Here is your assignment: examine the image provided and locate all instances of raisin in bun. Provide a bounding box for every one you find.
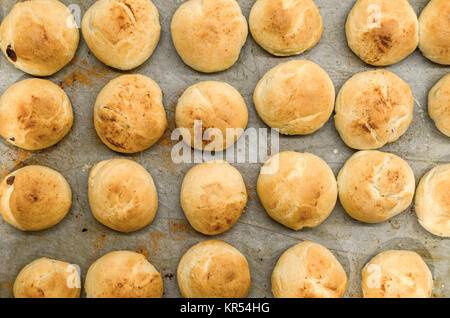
[0,165,72,231]
[0,78,73,150]
[0,0,79,76]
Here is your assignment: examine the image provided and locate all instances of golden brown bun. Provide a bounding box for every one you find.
[272,241,348,298]
[361,250,433,298]
[180,160,247,235]
[0,78,73,150]
[82,0,161,70]
[171,0,248,73]
[345,0,418,66]
[88,159,158,233]
[14,258,81,298]
[335,69,413,150]
[254,60,335,135]
[85,251,163,298]
[177,240,251,298]
[94,74,167,153]
[337,151,415,223]
[175,81,248,151]
[0,165,72,231]
[0,0,79,76]
[419,0,450,65]
[428,74,450,137]
[415,164,450,237]
[249,0,323,56]
[257,151,337,231]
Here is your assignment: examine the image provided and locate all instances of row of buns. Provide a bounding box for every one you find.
[1,152,448,237]
[1,65,448,155]
[12,240,433,298]
[0,0,449,77]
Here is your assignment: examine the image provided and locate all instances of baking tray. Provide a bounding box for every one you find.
[0,0,448,298]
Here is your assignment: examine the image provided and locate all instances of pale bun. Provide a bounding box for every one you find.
[257,151,337,230]
[14,258,81,298]
[254,60,335,135]
[85,250,163,298]
[171,0,248,72]
[415,164,450,237]
[337,150,415,223]
[88,159,158,233]
[249,0,323,56]
[82,0,161,70]
[361,250,433,298]
[177,240,251,298]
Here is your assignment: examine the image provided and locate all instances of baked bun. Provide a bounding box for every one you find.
[82,0,161,70]
[0,78,73,150]
[419,0,450,65]
[177,240,251,298]
[94,74,167,153]
[428,74,450,137]
[415,164,450,237]
[14,258,80,298]
[249,0,323,56]
[361,250,433,298]
[345,0,418,66]
[175,81,248,151]
[272,241,348,298]
[335,69,414,150]
[257,151,337,231]
[0,165,72,231]
[180,160,247,235]
[253,60,335,135]
[88,159,158,232]
[171,0,248,73]
[0,0,79,76]
[85,250,163,298]
[337,150,415,223]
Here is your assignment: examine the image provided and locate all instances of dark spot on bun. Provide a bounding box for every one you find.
[6,176,15,185]
[6,45,17,62]
[106,137,125,149]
